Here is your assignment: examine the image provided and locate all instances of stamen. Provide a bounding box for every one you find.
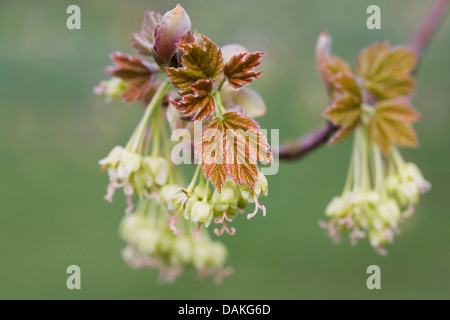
[104,178,127,202]
[319,219,341,244]
[213,266,234,284]
[402,204,415,218]
[158,265,184,284]
[125,195,134,215]
[247,194,266,220]
[214,211,233,224]
[124,184,135,214]
[375,246,388,256]
[191,222,201,240]
[214,212,236,236]
[338,212,354,229]
[104,182,116,203]
[384,229,395,243]
[167,211,182,235]
[350,228,366,246]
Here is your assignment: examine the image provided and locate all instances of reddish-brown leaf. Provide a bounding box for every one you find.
[130,9,162,57]
[165,34,223,93]
[170,79,216,121]
[368,100,420,154]
[195,112,273,192]
[107,52,158,103]
[223,52,264,89]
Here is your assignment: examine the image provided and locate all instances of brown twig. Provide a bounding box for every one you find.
[277,122,337,160]
[411,0,450,57]
[278,0,450,161]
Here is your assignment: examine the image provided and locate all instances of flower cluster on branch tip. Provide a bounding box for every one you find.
[315,32,430,255]
[95,4,273,282]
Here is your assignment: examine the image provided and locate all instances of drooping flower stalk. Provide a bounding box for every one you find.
[316,33,431,254]
[95,4,273,282]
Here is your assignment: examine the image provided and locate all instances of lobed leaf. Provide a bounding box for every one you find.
[166,34,223,93]
[223,52,264,89]
[195,112,273,192]
[107,52,158,103]
[170,79,216,121]
[368,100,420,154]
[322,73,363,144]
[130,9,162,57]
[315,32,353,100]
[356,42,417,100]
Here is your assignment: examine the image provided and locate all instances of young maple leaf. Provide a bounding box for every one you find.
[130,9,162,57]
[315,32,353,101]
[368,99,421,155]
[170,79,216,121]
[195,112,273,192]
[165,34,223,93]
[107,52,158,103]
[322,72,363,144]
[223,52,265,89]
[355,42,417,100]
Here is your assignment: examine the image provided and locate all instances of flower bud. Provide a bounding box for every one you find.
[94,78,127,100]
[192,239,228,270]
[190,201,213,226]
[131,166,154,195]
[254,172,269,196]
[160,185,181,207]
[99,145,125,169]
[325,196,348,218]
[152,4,191,67]
[144,156,170,186]
[172,236,194,265]
[117,150,142,179]
[193,185,206,200]
[404,163,431,194]
[183,196,197,220]
[377,200,401,228]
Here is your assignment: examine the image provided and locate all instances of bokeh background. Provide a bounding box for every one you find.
[1,0,449,300]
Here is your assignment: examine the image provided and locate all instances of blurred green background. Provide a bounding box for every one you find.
[1,0,449,300]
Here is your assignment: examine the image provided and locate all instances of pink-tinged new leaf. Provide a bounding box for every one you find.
[107,52,158,103]
[170,79,216,121]
[223,52,265,89]
[130,9,162,57]
[166,34,223,93]
[195,112,273,192]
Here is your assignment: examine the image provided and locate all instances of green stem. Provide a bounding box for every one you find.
[352,126,362,192]
[372,137,384,193]
[359,125,371,192]
[151,107,161,158]
[187,164,202,193]
[391,147,407,181]
[125,79,172,153]
[202,179,210,203]
[213,90,226,117]
[217,78,226,92]
[343,136,356,194]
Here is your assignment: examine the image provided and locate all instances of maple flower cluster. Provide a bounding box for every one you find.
[95,4,272,282]
[316,32,430,255]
